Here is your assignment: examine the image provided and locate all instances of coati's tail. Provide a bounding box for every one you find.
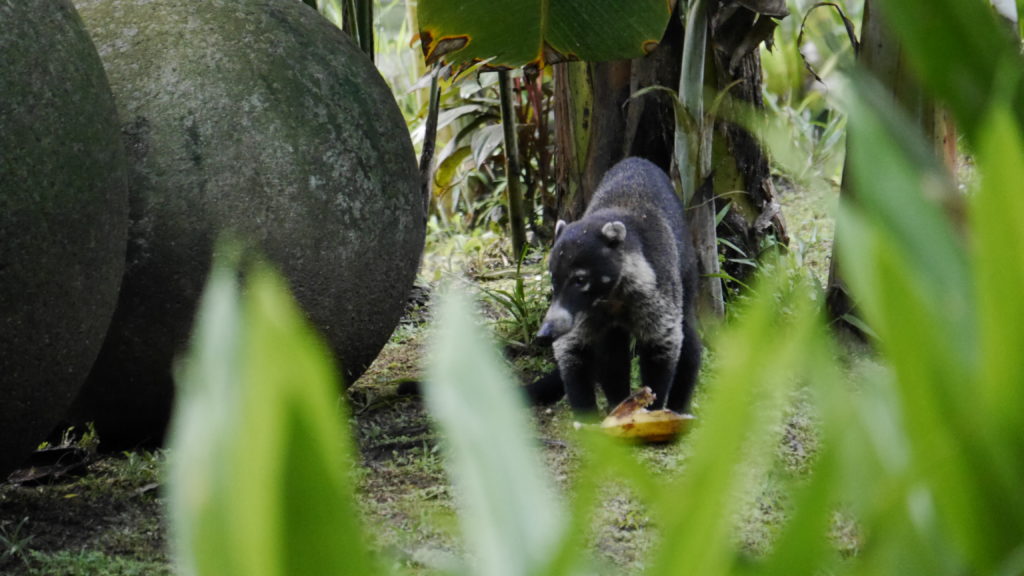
[395,371,565,407]
[395,379,423,396]
[523,369,565,406]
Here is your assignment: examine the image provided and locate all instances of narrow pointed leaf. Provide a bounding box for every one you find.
[424,288,565,576]
[839,83,1024,571]
[969,103,1024,543]
[841,77,974,364]
[973,104,1024,426]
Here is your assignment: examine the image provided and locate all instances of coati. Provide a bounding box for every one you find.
[529,157,701,415]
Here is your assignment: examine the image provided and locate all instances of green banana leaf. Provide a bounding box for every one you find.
[418,0,676,69]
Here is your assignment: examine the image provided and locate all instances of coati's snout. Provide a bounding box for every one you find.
[536,301,573,346]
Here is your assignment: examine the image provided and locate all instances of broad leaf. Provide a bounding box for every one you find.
[418,0,676,69]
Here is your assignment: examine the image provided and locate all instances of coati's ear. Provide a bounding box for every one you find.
[601,221,627,246]
[554,219,567,239]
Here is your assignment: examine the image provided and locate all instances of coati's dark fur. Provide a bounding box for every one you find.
[529,157,701,414]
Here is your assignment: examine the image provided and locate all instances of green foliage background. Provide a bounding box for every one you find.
[164,1,1024,575]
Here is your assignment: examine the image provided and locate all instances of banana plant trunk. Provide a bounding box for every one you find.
[552,60,632,221]
[552,62,591,223]
[706,0,789,281]
[826,0,963,336]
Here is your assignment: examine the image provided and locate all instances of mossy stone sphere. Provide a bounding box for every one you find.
[71,0,424,448]
[0,2,128,474]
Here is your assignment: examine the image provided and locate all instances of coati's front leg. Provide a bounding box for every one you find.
[637,322,683,410]
[552,338,598,414]
[595,327,631,409]
[666,319,702,413]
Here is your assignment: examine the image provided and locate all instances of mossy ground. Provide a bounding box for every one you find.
[0,179,842,575]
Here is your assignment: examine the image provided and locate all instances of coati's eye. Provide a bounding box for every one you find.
[573,275,587,286]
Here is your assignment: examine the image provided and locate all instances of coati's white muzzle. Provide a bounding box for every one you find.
[536,301,573,345]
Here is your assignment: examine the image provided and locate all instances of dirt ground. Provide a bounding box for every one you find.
[0,452,170,575]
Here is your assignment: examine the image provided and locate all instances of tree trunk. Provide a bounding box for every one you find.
[708,2,789,282]
[553,62,591,222]
[581,60,633,208]
[827,0,903,336]
[826,0,960,335]
[624,1,684,172]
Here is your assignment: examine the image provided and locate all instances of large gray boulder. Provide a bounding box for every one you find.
[0,2,128,475]
[71,0,425,448]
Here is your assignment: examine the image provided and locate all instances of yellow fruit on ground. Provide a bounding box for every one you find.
[598,387,695,443]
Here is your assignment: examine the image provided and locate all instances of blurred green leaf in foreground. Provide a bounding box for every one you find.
[162,0,1024,567]
[165,248,374,576]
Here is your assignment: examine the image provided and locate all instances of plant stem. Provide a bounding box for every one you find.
[356,0,374,62]
[418,67,441,222]
[498,70,527,261]
[677,0,724,318]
